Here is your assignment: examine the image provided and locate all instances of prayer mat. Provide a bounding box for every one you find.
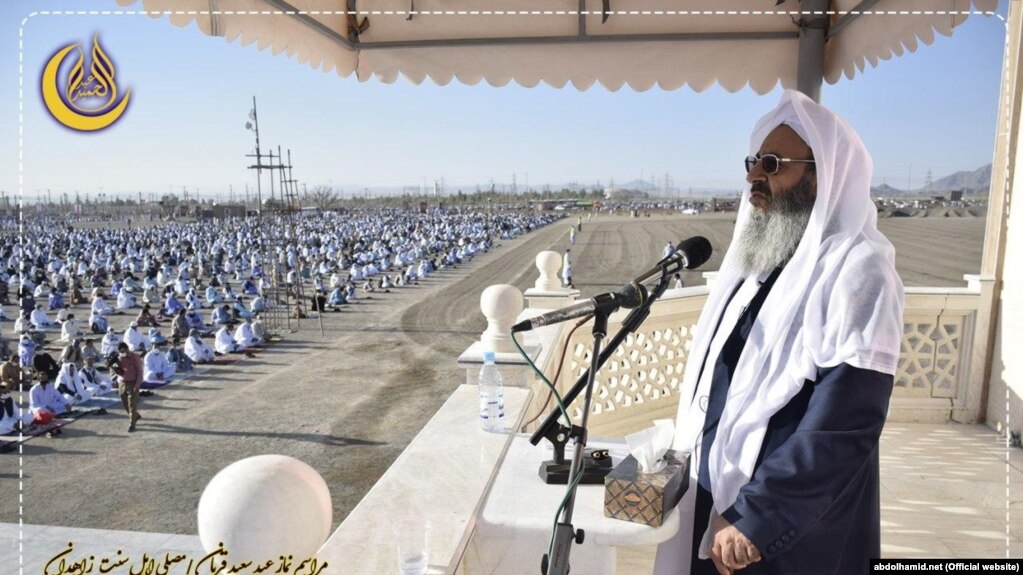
[140,380,172,389]
[77,396,120,409]
[56,406,108,420]
[1,420,65,452]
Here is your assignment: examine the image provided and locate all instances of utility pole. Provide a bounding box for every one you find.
[246,96,264,215]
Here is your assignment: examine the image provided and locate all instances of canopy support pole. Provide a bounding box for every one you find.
[796,0,829,102]
[980,1,1022,427]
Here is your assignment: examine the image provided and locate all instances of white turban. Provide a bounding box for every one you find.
[669,89,904,564]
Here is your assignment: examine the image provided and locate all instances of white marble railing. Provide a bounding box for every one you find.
[500,256,987,438]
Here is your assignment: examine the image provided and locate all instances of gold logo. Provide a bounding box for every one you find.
[41,35,131,132]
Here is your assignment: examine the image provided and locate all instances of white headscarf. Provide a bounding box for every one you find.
[663,90,904,570]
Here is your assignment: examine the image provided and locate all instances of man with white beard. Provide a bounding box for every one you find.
[656,91,903,575]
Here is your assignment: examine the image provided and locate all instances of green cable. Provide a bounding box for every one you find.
[510,329,589,571]
[546,467,584,569]
[511,330,572,429]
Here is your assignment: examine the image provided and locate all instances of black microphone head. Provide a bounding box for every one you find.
[615,282,647,309]
[677,236,712,270]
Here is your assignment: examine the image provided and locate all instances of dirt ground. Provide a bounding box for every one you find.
[0,212,986,534]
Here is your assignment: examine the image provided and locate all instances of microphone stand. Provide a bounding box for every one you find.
[539,270,674,575]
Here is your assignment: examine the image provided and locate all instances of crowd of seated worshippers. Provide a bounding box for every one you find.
[4,208,557,440]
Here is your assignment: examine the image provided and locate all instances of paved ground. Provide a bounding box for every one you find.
[0,212,990,540]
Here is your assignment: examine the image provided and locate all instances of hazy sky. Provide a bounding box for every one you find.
[0,1,1010,202]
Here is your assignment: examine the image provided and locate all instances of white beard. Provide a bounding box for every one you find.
[731,172,816,279]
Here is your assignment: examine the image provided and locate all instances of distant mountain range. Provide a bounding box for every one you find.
[608,164,993,198]
[871,164,992,196]
[323,164,992,199]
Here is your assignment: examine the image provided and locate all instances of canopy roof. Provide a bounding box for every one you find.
[115,0,996,92]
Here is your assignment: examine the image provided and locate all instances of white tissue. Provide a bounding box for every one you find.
[625,419,675,474]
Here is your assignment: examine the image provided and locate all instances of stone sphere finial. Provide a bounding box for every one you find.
[534,251,563,291]
[197,455,332,562]
[480,284,524,353]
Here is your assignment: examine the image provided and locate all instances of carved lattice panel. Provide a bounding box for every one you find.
[895,314,967,399]
[566,320,698,422]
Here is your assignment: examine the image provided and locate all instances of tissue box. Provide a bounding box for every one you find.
[603,449,690,527]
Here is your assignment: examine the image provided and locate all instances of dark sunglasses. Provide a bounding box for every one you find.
[745,154,815,175]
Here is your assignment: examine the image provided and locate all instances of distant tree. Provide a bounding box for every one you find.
[301,185,343,211]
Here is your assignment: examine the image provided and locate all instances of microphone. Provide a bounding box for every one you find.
[633,236,712,285]
[510,236,711,334]
[510,283,646,333]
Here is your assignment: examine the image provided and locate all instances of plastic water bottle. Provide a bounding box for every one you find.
[479,351,505,432]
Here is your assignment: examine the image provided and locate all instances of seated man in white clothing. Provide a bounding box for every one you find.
[18,335,38,368]
[30,305,54,329]
[89,309,109,334]
[56,361,93,405]
[91,292,114,317]
[79,357,112,395]
[122,321,150,353]
[185,288,203,310]
[143,341,176,384]
[250,294,266,314]
[205,285,222,306]
[233,317,260,349]
[142,284,161,305]
[54,306,71,325]
[213,325,240,355]
[29,375,71,422]
[14,312,33,336]
[183,329,215,364]
[59,313,82,343]
[251,315,267,343]
[100,326,121,358]
[116,288,137,310]
[148,327,168,347]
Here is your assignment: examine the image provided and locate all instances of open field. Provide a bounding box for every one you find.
[0,212,987,533]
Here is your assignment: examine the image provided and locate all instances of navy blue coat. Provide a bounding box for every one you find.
[689,268,893,575]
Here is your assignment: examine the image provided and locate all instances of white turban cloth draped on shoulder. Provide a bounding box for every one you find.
[663,89,904,571]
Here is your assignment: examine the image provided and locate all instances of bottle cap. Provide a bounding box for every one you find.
[482,350,496,363]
